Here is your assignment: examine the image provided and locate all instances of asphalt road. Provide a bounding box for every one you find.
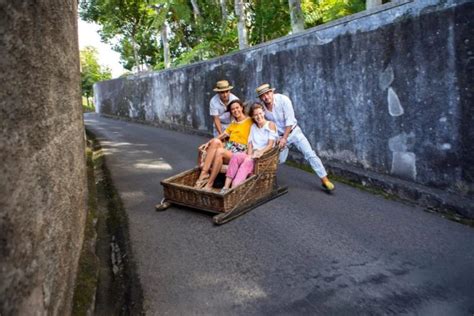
[84,113,474,315]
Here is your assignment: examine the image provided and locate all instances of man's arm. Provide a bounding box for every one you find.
[212,115,223,135]
[279,95,297,148]
[279,126,292,148]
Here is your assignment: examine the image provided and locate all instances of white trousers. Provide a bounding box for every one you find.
[279,126,328,178]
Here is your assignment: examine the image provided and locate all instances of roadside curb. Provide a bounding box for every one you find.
[72,129,144,315]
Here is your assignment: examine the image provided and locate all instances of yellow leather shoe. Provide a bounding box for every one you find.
[321,178,335,191]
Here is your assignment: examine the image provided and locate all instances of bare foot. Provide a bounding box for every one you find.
[194,173,210,188]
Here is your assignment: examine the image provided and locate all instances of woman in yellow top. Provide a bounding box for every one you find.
[195,100,253,190]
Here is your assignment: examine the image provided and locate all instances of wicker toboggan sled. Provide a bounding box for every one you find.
[156,146,288,224]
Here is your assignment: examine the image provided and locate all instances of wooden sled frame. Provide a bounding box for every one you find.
[156,147,288,224]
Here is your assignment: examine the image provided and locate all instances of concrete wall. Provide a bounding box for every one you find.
[0,1,87,314]
[94,0,473,216]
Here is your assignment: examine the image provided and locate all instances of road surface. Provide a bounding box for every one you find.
[84,113,474,315]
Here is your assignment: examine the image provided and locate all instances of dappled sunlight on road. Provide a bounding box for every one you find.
[121,190,146,200]
[134,161,172,171]
[84,110,474,315]
[128,150,154,155]
[99,140,174,172]
[104,141,134,147]
[195,272,268,304]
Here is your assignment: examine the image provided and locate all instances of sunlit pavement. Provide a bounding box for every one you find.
[84,113,474,315]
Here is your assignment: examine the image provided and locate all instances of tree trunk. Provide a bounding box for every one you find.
[366,0,382,10]
[130,36,141,72]
[288,0,304,34]
[234,0,248,49]
[220,0,227,23]
[190,0,201,20]
[161,23,171,69]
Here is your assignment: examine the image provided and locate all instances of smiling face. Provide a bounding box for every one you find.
[252,108,266,126]
[218,90,230,104]
[229,101,245,120]
[259,90,274,106]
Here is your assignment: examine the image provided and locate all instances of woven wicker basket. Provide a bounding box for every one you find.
[161,146,280,213]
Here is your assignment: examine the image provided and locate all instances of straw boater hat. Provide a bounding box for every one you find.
[213,80,233,92]
[255,83,275,97]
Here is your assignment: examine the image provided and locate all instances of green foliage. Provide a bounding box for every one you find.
[302,0,365,27]
[80,0,158,70]
[249,0,291,44]
[83,96,95,112]
[163,0,237,66]
[80,0,367,71]
[114,28,161,70]
[80,46,112,101]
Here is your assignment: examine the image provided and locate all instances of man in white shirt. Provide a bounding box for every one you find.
[256,83,335,191]
[210,80,239,137]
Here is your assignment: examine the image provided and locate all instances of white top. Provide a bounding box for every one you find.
[209,93,239,135]
[248,121,278,151]
[262,93,297,136]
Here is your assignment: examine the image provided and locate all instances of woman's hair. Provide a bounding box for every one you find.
[249,103,265,123]
[226,99,245,117]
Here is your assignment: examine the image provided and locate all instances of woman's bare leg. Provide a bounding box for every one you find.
[205,149,232,189]
[222,177,232,190]
[198,138,222,179]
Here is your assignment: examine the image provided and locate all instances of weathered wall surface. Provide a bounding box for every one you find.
[94,0,473,216]
[0,1,87,314]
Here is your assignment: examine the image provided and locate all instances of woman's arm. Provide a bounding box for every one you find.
[217,131,229,141]
[262,122,278,154]
[199,131,228,150]
[247,142,254,156]
[218,123,232,141]
[252,139,275,158]
[252,122,277,158]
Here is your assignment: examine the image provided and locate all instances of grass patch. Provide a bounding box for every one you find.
[424,207,474,227]
[285,159,398,201]
[72,144,99,315]
[285,160,474,227]
[83,96,95,113]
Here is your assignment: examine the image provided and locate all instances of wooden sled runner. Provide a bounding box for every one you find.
[156,147,288,224]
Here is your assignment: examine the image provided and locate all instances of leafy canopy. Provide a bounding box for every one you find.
[79,0,366,72]
[80,46,112,98]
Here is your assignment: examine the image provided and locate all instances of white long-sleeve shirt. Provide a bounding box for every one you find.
[262,93,297,136]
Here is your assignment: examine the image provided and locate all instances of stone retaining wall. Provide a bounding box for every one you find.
[0,1,87,314]
[94,0,473,217]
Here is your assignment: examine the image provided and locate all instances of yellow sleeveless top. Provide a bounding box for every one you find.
[224,117,253,145]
